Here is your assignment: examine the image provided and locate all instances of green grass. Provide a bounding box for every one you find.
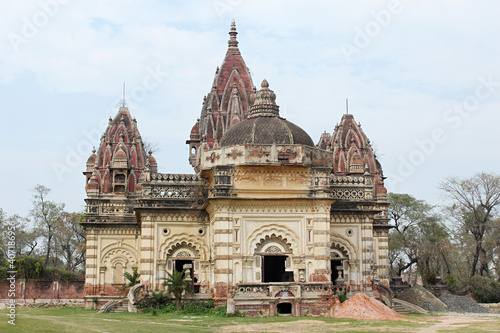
[1,307,499,333]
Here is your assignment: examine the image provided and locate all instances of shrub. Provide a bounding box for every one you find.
[445,274,458,292]
[338,294,347,303]
[2,256,83,281]
[212,305,227,317]
[181,300,215,314]
[16,256,44,279]
[137,291,172,309]
[469,275,500,303]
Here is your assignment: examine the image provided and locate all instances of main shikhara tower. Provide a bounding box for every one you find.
[81,21,390,316]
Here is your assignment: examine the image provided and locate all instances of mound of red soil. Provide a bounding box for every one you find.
[334,293,404,320]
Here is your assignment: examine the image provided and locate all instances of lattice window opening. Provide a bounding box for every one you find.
[330,176,366,184]
[264,245,282,253]
[330,189,365,200]
[175,251,192,258]
[150,187,196,198]
[151,173,200,182]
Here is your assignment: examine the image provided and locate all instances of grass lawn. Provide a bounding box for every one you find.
[1,307,500,333]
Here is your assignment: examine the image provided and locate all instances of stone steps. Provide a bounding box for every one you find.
[97,299,128,313]
[392,298,428,314]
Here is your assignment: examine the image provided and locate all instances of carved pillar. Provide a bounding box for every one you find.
[157,260,166,289]
[99,267,106,292]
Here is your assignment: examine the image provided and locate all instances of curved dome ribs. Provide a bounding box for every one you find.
[219,80,314,148]
[84,106,153,197]
[187,20,255,171]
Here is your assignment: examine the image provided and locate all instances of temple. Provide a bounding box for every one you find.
[82,21,391,316]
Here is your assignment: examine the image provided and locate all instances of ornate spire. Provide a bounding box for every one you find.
[187,20,255,171]
[249,80,280,118]
[228,19,238,51]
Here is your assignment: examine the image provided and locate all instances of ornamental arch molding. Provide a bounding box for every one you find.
[255,234,292,254]
[101,244,138,267]
[330,233,358,261]
[159,233,208,260]
[169,245,198,258]
[248,224,299,255]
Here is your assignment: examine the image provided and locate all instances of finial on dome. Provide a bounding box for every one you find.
[249,79,279,118]
[92,147,96,154]
[228,19,238,49]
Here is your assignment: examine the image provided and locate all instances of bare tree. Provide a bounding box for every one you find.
[30,185,65,267]
[1,209,39,257]
[439,173,500,277]
[142,139,161,155]
[57,212,86,272]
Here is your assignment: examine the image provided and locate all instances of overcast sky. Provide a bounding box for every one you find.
[1,0,499,217]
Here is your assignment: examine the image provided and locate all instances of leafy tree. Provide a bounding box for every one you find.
[30,185,65,267]
[486,218,500,281]
[388,193,449,283]
[163,269,192,311]
[439,173,500,277]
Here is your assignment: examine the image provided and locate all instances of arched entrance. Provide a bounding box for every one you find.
[330,244,349,285]
[167,246,199,293]
[255,236,294,283]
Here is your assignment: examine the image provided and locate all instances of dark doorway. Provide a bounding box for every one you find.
[331,260,342,284]
[174,260,193,287]
[174,260,192,275]
[263,255,287,282]
[277,302,292,314]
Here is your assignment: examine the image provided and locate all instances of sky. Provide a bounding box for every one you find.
[1,0,499,217]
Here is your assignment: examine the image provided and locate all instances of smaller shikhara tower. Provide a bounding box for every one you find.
[84,107,155,197]
[81,21,391,316]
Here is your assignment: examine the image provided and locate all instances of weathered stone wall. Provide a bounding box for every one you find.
[0,280,84,300]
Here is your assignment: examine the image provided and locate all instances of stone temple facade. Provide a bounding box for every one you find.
[82,21,391,315]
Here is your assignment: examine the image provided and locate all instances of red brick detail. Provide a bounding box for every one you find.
[0,280,84,299]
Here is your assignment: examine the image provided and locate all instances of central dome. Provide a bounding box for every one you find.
[220,80,314,147]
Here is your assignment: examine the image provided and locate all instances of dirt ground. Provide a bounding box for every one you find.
[217,314,500,333]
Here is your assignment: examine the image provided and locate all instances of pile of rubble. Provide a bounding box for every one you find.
[398,285,447,311]
[439,294,490,313]
[334,293,403,320]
